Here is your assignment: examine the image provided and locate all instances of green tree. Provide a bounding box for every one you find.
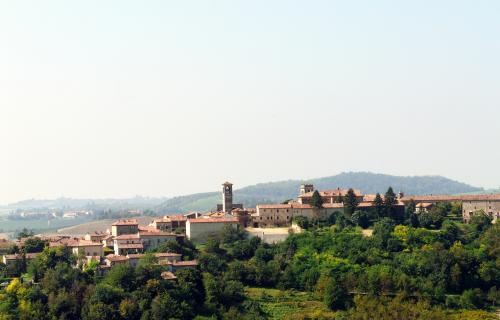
[351,210,370,228]
[16,228,34,239]
[103,264,137,292]
[406,199,417,222]
[22,237,47,253]
[470,210,492,232]
[373,218,395,249]
[293,216,310,229]
[324,277,350,310]
[151,293,182,319]
[384,187,398,220]
[450,202,463,217]
[487,286,500,307]
[374,193,384,218]
[311,190,324,208]
[344,188,358,216]
[83,302,116,320]
[460,289,485,309]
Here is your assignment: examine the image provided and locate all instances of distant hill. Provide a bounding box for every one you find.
[7,196,168,211]
[156,172,483,213]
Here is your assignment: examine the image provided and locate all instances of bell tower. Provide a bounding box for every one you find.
[222,182,233,214]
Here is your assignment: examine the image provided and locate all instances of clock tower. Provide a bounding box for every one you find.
[222,182,233,214]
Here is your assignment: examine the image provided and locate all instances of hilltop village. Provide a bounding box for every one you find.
[1,182,499,319]
[2,181,499,279]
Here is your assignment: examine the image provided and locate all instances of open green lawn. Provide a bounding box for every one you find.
[246,287,337,320]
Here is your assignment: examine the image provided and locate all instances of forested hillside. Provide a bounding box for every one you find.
[157,172,482,213]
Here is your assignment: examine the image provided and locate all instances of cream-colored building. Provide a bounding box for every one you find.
[150,215,187,231]
[2,253,39,266]
[462,195,500,223]
[111,219,139,237]
[113,234,143,256]
[139,231,180,251]
[401,194,500,223]
[186,217,239,242]
[84,232,108,242]
[253,203,343,227]
[67,239,104,257]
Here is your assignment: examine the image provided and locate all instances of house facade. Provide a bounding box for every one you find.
[186,217,239,242]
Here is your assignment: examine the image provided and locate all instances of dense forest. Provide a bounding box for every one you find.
[0,191,498,319]
[156,172,482,213]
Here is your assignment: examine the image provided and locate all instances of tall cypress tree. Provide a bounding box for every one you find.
[384,187,397,220]
[311,190,324,208]
[343,188,358,216]
[374,193,384,218]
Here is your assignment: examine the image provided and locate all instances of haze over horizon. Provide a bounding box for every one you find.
[2,1,499,204]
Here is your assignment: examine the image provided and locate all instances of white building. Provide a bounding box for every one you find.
[186,217,239,243]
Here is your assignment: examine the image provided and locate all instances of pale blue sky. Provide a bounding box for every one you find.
[1,1,499,204]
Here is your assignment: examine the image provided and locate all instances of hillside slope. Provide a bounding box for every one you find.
[156,172,482,213]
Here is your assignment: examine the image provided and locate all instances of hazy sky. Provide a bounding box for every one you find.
[1,1,499,204]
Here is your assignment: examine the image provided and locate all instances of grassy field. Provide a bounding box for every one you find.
[245,287,337,320]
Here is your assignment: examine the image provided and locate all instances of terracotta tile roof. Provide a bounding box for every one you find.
[49,237,75,247]
[114,234,140,240]
[112,219,139,226]
[139,231,177,237]
[322,203,344,208]
[139,226,158,232]
[172,260,198,267]
[257,202,402,210]
[153,215,187,223]
[363,194,382,202]
[154,252,182,258]
[168,215,187,221]
[106,254,129,262]
[258,203,344,209]
[116,243,144,249]
[401,194,500,202]
[67,239,103,247]
[258,204,292,209]
[127,253,145,259]
[187,217,239,223]
[298,188,362,198]
[161,271,177,280]
[3,253,40,260]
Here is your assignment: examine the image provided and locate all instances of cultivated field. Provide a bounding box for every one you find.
[246,287,337,319]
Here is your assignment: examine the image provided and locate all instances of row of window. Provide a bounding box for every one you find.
[259,215,290,220]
